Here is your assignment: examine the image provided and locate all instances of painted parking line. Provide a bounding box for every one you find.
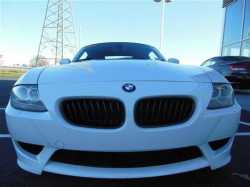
[236,132,250,136]
[0,134,10,138]
[0,107,8,136]
[241,108,250,113]
[236,121,250,136]
[234,89,250,94]
[240,121,250,126]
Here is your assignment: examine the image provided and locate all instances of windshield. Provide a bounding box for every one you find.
[72,43,166,62]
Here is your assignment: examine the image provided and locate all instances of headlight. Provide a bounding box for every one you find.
[207,83,234,109]
[11,85,47,112]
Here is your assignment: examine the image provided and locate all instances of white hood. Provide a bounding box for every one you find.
[38,60,211,84]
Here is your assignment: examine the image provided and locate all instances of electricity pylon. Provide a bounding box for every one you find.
[37,0,77,65]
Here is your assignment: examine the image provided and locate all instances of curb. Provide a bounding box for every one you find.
[0,76,19,81]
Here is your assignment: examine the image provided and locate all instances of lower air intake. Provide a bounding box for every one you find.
[51,147,202,168]
[209,138,230,151]
[17,141,44,155]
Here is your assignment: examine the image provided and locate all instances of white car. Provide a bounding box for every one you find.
[5,42,241,178]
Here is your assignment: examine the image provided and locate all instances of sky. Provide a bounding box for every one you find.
[0,0,224,66]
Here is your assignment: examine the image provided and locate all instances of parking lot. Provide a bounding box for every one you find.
[0,77,250,187]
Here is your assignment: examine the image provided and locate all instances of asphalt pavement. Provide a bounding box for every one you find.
[0,78,250,187]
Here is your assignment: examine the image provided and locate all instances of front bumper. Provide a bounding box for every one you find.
[5,81,241,178]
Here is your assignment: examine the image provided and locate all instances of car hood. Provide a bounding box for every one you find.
[38,60,211,84]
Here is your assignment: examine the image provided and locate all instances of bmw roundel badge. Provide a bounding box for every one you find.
[122,83,136,92]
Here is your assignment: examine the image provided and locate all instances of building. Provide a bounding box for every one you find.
[221,0,250,57]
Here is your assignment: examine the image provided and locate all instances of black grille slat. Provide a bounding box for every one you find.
[145,100,150,125]
[109,101,113,126]
[168,99,174,123]
[61,99,125,128]
[173,99,179,122]
[116,102,120,114]
[178,100,185,121]
[157,99,162,120]
[66,103,73,121]
[139,101,143,121]
[162,99,168,124]
[77,101,85,124]
[89,100,96,125]
[83,100,90,121]
[72,101,79,124]
[151,100,156,121]
[96,100,101,125]
[102,101,108,125]
[184,101,190,119]
[51,146,202,168]
[135,97,195,127]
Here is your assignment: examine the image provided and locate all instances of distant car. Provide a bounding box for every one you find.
[6,42,241,178]
[201,56,250,89]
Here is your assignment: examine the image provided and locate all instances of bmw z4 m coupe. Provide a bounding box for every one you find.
[5,42,241,178]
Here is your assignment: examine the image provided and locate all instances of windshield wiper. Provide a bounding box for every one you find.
[130,56,150,60]
[77,57,165,61]
[77,58,97,62]
[132,57,165,61]
[156,59,166,62]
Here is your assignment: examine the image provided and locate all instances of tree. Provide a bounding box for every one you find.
[30,55,50,67]
[0,59,4,65]
[0,54,4,65]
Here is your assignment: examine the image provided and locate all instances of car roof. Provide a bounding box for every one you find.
[209,56,250,61]
[81,42,156,49]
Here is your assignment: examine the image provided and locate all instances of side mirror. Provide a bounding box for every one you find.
[59,58,71,65]
[167,58,179,64]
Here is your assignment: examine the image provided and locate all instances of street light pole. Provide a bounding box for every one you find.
[154,0,172,52]
[79,25,84,50]
[160,0,166,53]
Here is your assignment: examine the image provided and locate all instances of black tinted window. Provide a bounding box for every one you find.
[210,60,219,66]
[202,60,211,67]
[73,43,165,62]
[202,58,220,66]
[220,56,250,64]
